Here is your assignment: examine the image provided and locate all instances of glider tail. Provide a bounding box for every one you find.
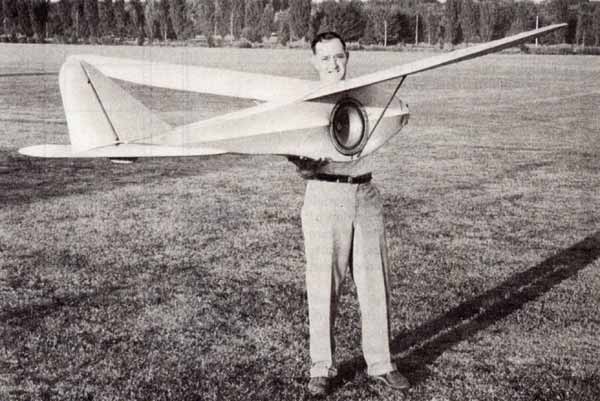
[59,55,172,153]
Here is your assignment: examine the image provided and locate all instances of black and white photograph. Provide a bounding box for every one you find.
[1,0,599,399]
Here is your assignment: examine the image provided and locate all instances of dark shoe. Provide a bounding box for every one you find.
[308,376,330,396]
[371,370,410,390]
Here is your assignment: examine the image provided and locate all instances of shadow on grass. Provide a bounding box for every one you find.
[0,151,247,207]
[1,285,129,330]
[336,231,600,387]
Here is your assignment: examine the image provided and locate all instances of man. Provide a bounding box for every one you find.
[288,31,410,396]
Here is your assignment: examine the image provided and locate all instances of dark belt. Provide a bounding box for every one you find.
[312,173,372,184]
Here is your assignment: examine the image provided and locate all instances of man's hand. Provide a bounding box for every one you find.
[287,156,329,179]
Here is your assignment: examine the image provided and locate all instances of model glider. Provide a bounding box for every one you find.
[19,24,566,163]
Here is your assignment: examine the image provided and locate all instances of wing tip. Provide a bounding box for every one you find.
[18,144,72,158]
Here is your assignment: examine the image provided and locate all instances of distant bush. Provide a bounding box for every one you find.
[287,38,308,49]
[232,38,252,48]
[241,27,262,44]
[223,34,235,46]
[574,47,600,56]
[361,43,446,52]
[524,44,600,56]
[346,41,363,51]
[100,36,116,45]
[211,35,224,48]
[525,44,575,55]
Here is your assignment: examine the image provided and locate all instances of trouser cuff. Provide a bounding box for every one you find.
[310,365,338,378]
[367,361,397,377]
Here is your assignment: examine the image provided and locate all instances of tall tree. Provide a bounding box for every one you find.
[362,2,400,46]
[575,2,593,47]
[16,0,34,38]
[272,0,281,13]
[478,0,497,42]
[84,0,99,40]
[229,0,244,38]
[113,0,126,39]
[459,0,478,44]
[275,9,290,45]
[337,0,366,42]
[259,3,274,40]
[71,0,87,40]
[242,0,262,42]
[289,0,311,40]
[494,0,515,40]
[168,0,187,39]
[30,0,50,42]
[316,1,339,35]
[423,2,443,45]
[2,0,19,38]
[99,0,114,37]
[144,0,158,41]
[508,1,534,35]
[547,0,569,43]
[593,5,600,47]
[158,0,170,40]
[445,0,462,45]
[122,7,132,38]
[308,6,324,41]
[0,1,4,35]
[270,0,288,14]
[56,0,73,40]
[187,0,212,37]
[389,7,415,44]
[127,0,145,44]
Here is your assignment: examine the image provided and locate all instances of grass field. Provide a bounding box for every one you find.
[1,43,600,401]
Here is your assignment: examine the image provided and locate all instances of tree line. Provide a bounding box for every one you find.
[1,0,599,47]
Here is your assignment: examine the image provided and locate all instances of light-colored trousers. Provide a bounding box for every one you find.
[301,179,396,378]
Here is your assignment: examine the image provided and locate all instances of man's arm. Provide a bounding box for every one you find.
[287,156,329,179]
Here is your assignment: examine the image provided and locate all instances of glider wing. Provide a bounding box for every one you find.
[18,24,565,162]
[302,23,568,102]
[72,54,317,102]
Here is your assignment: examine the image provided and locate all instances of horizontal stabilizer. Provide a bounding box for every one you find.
[18,144,226,158]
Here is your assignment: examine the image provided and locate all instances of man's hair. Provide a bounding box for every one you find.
[310,31,347,54]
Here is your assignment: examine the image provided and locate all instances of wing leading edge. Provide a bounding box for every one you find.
[302,23,568,102]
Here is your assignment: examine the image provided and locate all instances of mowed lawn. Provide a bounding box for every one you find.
[1,44,600,401]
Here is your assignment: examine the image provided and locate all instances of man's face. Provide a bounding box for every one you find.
[312,38,348,84]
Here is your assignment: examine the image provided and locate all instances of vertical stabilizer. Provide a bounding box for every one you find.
[60,56,117,152]
[60,56,172,153]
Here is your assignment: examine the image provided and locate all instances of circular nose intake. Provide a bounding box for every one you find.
[329,97,369,156]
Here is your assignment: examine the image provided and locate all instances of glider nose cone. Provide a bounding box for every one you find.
[329,97,369,156]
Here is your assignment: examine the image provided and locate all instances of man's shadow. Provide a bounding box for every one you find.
[336,231,600,386]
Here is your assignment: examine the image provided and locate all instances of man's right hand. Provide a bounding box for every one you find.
[287,156,329,179]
